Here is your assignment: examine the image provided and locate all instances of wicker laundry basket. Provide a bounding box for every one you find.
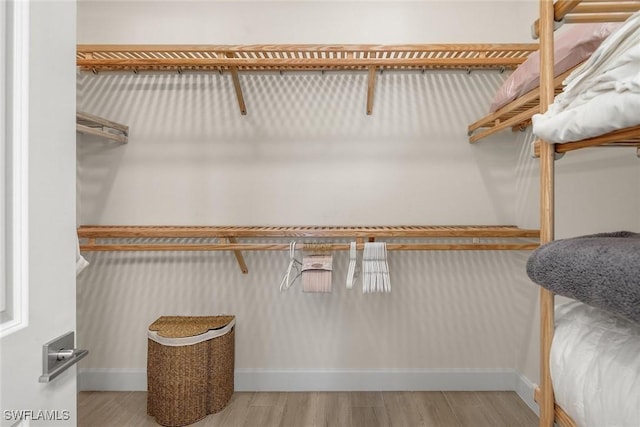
[147,315,235,427]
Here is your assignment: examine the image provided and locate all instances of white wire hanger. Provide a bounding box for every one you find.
[280,241,302,291]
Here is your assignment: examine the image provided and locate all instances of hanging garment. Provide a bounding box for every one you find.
[301,255,333,293]
[362,242,391,293]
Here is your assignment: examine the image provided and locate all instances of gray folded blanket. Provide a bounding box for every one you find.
[527,231,640,325]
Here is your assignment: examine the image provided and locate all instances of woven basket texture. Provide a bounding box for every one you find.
[147,316,235,426]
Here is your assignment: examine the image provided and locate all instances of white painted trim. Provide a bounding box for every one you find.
[0,0,29,338]
[78,368,147,391]
[79,368,529,393]
[515,372,539,416]
[235,368,519,392]
[0,0,7,314]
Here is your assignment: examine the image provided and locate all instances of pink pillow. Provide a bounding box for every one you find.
[489,23,621,112]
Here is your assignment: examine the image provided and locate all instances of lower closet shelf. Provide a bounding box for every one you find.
[78,224,540,252]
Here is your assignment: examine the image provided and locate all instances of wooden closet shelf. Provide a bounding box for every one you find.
[76,44,538,72]
[468,67,574,143]
[79,242,539,253]
[532,125,640,157]
[77,225,540,239]
[78,225,539,272]
[78,44,538,115]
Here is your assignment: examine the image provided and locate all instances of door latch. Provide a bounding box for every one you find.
[39,331,89,383]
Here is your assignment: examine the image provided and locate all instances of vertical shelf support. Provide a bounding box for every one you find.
[539,1,556,426]
[226,53,247,115]
[367,66,377,115]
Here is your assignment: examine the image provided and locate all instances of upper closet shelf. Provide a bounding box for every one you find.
[76,44,538,72]
[76,111,128,144]
[77,44,537,115]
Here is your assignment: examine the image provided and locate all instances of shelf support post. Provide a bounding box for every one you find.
[225,53,247,115]
[366,66,377,115]
[539,1,556,426]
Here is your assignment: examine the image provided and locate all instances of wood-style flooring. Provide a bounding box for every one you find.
[78,391,538,427]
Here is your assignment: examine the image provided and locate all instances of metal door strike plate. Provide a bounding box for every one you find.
[39,331,89,383]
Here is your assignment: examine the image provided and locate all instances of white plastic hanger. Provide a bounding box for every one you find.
[280,241,302,291]
[362,242,391,293]
[346,241,357,289]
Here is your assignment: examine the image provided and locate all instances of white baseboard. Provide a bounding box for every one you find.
[78,368,147,391]
[79,367,536,396]
[514,372,539,416]
[233,368,519,392]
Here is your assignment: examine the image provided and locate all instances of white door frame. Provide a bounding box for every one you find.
[0,0,30,339]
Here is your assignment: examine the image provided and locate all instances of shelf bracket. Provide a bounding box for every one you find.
[366,66,377,115]
[226,53,247,115]
[221,237,249,274]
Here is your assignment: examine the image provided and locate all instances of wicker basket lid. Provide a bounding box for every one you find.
[149,315,235,338]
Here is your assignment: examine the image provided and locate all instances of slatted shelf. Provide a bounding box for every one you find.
[532,125,640,157]
[78,225,540,239]
[78,225,540,275]
[78,225,540,273]
[78,44,538,115]
[468,67,574,143]
[77,44,538,72]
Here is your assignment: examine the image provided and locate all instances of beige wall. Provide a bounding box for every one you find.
[75,1,640,394]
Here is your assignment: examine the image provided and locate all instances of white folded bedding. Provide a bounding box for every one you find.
[551,301,640,427]
[532,79,640,143]
[532,11,640,143]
